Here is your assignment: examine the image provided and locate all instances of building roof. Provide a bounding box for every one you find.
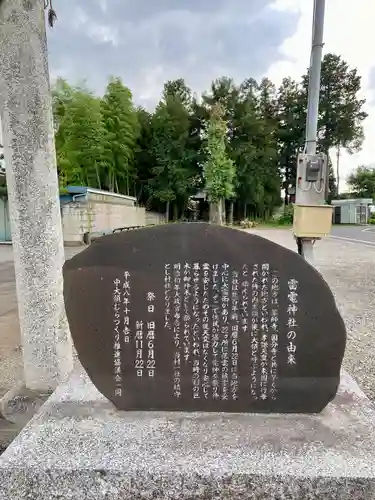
[63,186,137,202]
[331,198,373,205]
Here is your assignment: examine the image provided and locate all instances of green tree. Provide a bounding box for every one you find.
[229,77,281,220]
[231,79,261,219]
[50,56,367,223]
[161,79,203,216]
[328,161,338,201]
[347,166,375,198]
[315,54,367,200]
[202,77,239,131]
[258,77,278,124]
[134,107,155,206]
[202,77,239,221]
[52,77,76,134]
[101,77,139,194]
[275,77,306,201]
[148,87,194,220]
[255,78,282,218]
[202,103,235,224]
[315,53,368,155]
[277,53,367,201]
[53,82,106,188]
[188,97,207,188]
[163,78,192,108]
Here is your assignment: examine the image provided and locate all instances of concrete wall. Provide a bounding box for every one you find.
[146,211,166,226]
[61,201,145,245]
[1,188,166,244]
[61,190,165,245]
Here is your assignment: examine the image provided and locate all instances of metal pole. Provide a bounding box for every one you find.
[305,0,325,156]
[299,0,325,262]
[336,146,340,196]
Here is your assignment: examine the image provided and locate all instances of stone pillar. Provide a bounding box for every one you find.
[0,0,73,391]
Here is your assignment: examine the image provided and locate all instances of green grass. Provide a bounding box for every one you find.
[256,221,292,229]
[227,221,293,230]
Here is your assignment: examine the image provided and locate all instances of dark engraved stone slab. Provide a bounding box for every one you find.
[63,223,346,413]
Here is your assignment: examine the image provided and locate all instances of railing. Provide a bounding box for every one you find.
[83,225,155,244]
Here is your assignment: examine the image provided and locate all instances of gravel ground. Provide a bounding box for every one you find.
[248,229,375,402]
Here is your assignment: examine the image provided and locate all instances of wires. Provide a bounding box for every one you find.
[314,180,324,193]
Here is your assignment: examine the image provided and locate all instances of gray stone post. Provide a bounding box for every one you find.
[0,0,73,391]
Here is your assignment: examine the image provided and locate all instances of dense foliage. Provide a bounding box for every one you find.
[52,53,367,222]
[347,165,375,199]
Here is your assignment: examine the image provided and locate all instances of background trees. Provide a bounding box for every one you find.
[347,166,375,198]
[52,52,368,222]
[53,79,106,188]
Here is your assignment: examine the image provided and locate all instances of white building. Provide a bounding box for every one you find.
[331,198,373,224]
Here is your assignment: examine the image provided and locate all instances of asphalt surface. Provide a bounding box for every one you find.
[330,225,375,245]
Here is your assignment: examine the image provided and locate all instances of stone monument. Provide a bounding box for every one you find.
[2,224,375,500]
[63,223,346,413]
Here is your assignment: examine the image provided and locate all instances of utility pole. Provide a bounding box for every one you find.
[304,0,325,159]
[294,0,332,263]
[0,0,73,391]
[336,146,340,196]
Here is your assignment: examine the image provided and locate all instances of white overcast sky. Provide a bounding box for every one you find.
[46,0,375,192]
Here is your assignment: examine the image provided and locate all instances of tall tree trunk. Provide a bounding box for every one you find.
[244,203,247,219]
[228,201,234,225]
[209,201,223,225]
[165,200,170,222]
[95,162,101,189]
[180,199,188,221]
[325,149,330,201]
[222,199,226,225]
[173,203,178,221]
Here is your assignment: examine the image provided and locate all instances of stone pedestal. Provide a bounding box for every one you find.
[1,370,375,499]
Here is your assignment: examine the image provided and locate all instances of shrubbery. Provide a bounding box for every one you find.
[274,205,294,225]
[240,219,258,228]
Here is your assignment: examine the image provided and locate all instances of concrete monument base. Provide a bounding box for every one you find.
[1,370,375,499]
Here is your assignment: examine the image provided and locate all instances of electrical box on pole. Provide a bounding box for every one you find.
[293,152,333,239]
[295,152,328,205]
[292,0,329,262]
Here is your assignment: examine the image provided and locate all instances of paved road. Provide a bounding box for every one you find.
[0,260,19,360]
[331,225,375,245]
[0,245,83,363]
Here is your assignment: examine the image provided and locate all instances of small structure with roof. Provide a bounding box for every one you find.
[0,185,165,244]
[331,198,373,224]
